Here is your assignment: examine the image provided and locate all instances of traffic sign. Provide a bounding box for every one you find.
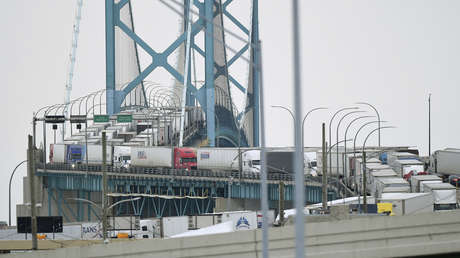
[94,115,110,123]
[117,114,132,123]
[45,115,65,124]
[70,115,87,124]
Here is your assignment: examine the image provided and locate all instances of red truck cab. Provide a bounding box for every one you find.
[174,147,197,170]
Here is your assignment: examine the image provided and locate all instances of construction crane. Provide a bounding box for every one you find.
[63,0,83,139]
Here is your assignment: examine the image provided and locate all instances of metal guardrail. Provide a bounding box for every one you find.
[36,163,324,183]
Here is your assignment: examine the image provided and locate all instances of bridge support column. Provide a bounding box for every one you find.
[205,0,215,147]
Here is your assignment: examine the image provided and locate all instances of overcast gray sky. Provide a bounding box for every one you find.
[1,0,460,224]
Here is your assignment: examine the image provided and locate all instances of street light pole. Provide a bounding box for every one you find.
[335,111,364,192]
[343,115,373,188]
[356,102,381,147]
[302,107,327,171]
[353,120,386,197]
[9,160,27,226]
[328,107,358,181]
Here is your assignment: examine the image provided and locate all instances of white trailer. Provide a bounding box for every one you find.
[367,170,398,196]
[378,193,433,215]
[374,177,410,197]
[196,148,239,171]
[391,159,425,177]
[423,183,458,210]
[430,148,460,175]
[410,175,442,193]
[161,216,189,237]
[130,147,172,168]
[49,143,66,163]
[86,144,112,164]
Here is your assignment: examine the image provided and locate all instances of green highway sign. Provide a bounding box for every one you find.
[93,115,110,123]
[117,114,132,123]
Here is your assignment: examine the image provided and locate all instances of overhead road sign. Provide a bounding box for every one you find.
[117,114,132,123]
[45,115,65,124]
[70,115,87,124]
[94,115,110,123]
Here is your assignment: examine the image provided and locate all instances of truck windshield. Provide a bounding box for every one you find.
[181,158,197,163]
[252,160,260,166]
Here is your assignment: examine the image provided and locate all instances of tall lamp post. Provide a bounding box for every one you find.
[272,105,327,149]
[356,102,381,147]
[328,107,358,180]
[9,160,27,226]
[343,115,374,187]
[362,126,395,213]
[335,110,364,191]
[353,120,386,195]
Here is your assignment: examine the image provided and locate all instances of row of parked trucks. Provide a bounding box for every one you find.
[49,143,318,174]
[340,149,459,212]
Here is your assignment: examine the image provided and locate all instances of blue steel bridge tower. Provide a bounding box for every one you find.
[105,0,261,147]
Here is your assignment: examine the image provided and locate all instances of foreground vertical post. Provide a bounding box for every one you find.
[258,40,269,258]
[322,124,328,210]
[27,135,38,250]
[291,0,305,256]
[102,132,108,241]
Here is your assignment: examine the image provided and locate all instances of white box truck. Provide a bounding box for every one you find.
[423,183,458,210]
[378,193,433,215]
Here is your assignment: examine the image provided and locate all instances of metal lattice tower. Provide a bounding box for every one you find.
[104,0,260,147]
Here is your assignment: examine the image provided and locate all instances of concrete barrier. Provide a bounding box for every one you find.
[4,210,460,258]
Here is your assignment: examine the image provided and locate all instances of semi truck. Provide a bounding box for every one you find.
[430,148,460,176]
[130,147,197,170]
[422,183,458,210]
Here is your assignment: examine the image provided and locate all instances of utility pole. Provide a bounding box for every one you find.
[102,132,108,242]
[362,151,367,213]
[322,123,327,211]
[27,135,38,250]
[428,94,431,157]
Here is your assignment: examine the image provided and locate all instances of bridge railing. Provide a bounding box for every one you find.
[36,162,326,183]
